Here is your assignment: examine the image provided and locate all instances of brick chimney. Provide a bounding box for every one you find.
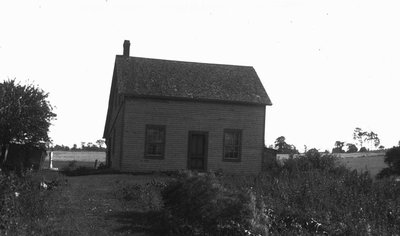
[123,40,130,57]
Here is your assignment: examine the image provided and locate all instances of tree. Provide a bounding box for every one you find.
[385,147,400,172]
[0,79,56,157]
[359,147,368,152]
[332,141,345,153]
[379,145,385,150]
[346,143,358,153]
[353,127,381,151]
[96,139,105,148]
[274,136,287,151]
[377,146,400,178]
[365,131,380,150]
[274,136,299,154]
[353,127,367,149]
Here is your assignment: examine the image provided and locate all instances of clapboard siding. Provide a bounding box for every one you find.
[120,97,265,174]
[109,105,124,170]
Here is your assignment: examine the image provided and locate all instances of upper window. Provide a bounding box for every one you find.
[223,129,242,161]
[145,125,166,159]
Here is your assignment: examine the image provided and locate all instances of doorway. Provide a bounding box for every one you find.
[187,131,208,171]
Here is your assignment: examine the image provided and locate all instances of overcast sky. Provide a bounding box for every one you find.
[1,0,399,151]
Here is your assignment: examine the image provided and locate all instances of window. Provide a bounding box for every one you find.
[145,125,166,158]
[223,129,242,161]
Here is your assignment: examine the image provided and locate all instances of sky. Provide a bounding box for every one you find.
[0,0,399,151]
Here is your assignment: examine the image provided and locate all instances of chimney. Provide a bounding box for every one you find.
[123,40,130,57]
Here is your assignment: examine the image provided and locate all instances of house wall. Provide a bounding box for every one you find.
[121,97,266,174]
[110,106,124,170]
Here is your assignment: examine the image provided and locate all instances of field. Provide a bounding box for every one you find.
[278,152,388,178]
[340,153,387,177]
[43,151,106,169]
[43,151,389,177]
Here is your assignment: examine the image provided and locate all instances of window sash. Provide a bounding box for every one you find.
[145,125,166,158]
[223,129,242,161]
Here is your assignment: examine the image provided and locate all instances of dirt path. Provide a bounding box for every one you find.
[46,174,165,236]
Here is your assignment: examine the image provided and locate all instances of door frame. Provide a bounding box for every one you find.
[187,131,209,172]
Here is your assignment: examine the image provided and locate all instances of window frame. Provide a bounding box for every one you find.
[144,124,166,159]
[222,129,242,162]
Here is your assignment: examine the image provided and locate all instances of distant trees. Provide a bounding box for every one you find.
[274,136,299,154]
[332,141,359,153]
[346,143,358,153]
[353,127,380,151]
[96,139,105,148]
[332,141,345,153]
[50,139,106,152]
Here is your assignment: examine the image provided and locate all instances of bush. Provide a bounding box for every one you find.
[222,168,400,235]
[60,161,117,176]
[115,180,164,211]
[377,146,400,179]
[281,150,343,175]
[161,173,268,235]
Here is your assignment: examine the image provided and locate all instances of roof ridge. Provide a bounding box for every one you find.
[116,55,254,68]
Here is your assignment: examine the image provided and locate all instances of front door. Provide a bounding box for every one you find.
[187,131,208,171]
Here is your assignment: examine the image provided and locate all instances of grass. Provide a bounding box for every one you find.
[1,150,397,235]
[41,151,106,170]
[0,170,66,235]
[341,154,387,177]
[154,154,400,235]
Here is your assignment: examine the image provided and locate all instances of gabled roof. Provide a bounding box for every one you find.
[114,55,272,105]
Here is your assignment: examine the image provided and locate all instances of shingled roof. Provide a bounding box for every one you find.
[113,55,272,105]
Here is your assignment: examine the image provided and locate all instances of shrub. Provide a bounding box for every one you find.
[115,180,163,211]
[60,160,78,172]
[222,167,400,235]
[377,146,400,179]
[161,173,268,235]
[281,150,343,175]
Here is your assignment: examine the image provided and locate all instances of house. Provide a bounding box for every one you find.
[103,40,272,174]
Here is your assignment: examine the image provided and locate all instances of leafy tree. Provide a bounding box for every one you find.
[359,147,368,152]
[346,143,358,153]
[353,127,367,148]
[379,145,385,150]
[332,141,345,153]
[365,131,380,150]
[96,139,105,148]
[274,136,299,154]
[384,147,400,170]
[377,146,400,178]
[353,127,380,151]
[274,136,287,151]
[0,79,56,159]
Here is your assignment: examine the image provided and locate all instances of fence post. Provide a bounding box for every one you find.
[49,151,53,169]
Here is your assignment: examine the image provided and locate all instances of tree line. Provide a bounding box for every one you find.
[272,127,392,154]
[50,139,106,152]
[332,127,384,153]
